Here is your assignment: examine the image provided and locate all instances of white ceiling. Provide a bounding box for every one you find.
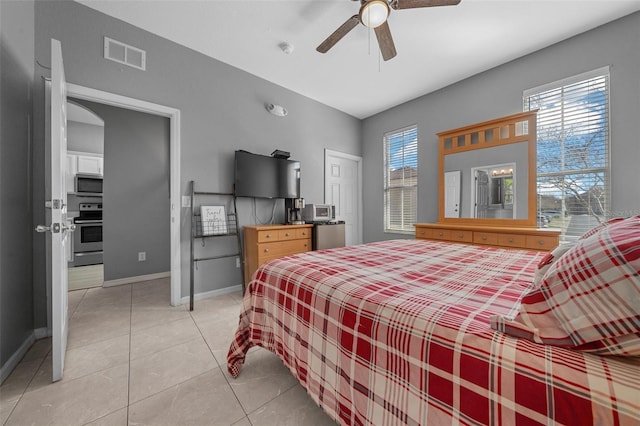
[76,0,640,119]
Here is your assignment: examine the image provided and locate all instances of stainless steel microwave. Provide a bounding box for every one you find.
[75,174,103,194]
[302,204,335,222]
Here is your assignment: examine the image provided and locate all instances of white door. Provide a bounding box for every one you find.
[444,170,461,218]
[40,39,70,382]
[324,150,362,246]
[475,170,490,218]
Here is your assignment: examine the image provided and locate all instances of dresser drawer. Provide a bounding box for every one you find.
[415,227,433,239]
[257,239,311,262]
[257,230,279,243]
[431,229,451,241]
[449,230,473,243]
[525,235,558,251]
[278,229,297,241]
[296,228,311,239]
[473,232,499,246]
[497,233,526,248]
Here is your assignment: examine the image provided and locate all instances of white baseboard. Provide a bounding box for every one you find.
[34,327,50,339]
[103,271,170,287]
[179,284,243,305]
[0,332,36,384]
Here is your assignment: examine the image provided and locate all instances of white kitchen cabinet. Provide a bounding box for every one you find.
[66,151,104,193]
[76,154,103,176]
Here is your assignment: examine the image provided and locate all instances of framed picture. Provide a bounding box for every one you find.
[200,205,227,236]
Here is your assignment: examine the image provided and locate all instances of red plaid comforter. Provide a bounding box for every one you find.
[227,239,640,425]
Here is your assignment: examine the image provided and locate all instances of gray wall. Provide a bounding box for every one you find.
[67,121,104,154]
[362,12,640,242]
[72,99,170,282]
[0,0,35,368]
[31,0,361,326]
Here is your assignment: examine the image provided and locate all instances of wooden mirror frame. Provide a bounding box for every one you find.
[438,110,538,227]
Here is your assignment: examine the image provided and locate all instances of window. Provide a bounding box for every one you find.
[524,67,610,240]
[384,126,418,233]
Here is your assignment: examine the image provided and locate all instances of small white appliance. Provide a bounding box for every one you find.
[302,204,335,223]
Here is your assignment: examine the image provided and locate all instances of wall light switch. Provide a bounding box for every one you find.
[138,252,146,261]
[182,196,191,208]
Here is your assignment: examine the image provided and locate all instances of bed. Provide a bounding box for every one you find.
[227,218,640,425]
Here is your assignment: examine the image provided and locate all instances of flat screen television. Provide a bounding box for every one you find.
[234,150,300,199]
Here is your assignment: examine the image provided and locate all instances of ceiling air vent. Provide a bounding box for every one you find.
[103,37,146,71]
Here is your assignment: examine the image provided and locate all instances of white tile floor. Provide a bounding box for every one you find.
[0,278,337,426]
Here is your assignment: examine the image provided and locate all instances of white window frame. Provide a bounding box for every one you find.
[383,125,418,234]
[524,66,611,240]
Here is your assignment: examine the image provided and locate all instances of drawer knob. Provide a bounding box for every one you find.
[482,236,487,241]
[266,234,271,239]
[438,232,443,236]
[285,232,290,236]
[457,233,464,238]
[538,240,545,245]
[301,232,306,236]
[508,238,514,243]
[263,248,269,253]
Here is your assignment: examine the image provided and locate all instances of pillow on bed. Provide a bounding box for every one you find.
[492,215,640,356]
[532,243,574,288]
[578,217,625,240]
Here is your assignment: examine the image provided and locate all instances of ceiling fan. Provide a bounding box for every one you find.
[316,0,461,61]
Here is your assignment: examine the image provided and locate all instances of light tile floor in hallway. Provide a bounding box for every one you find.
[0,278,337,426]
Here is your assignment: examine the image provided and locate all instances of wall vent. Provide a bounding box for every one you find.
[104,37,146,71]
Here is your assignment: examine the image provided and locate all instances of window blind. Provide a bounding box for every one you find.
[384,126,418,233]
[524,68,610,240]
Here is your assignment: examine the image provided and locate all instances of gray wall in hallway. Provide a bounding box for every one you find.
[67,121,103,154]
[72,99,171,282]
[0,0,35,368]
[31,0,361,326]
[362,12,640,242]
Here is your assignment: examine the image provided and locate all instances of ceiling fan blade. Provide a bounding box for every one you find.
[374,21,397,61]
[393,0,461,10]
[317,15,360,53]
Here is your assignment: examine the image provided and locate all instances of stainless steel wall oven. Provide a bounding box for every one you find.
[70,202,103,267]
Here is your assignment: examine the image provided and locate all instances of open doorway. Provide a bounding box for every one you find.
[70,98,170,290]
[66,101,105,290]
[66,83,182,306]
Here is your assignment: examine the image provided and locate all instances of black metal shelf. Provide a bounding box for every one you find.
[193,212,238,239]
[189,181,243,311]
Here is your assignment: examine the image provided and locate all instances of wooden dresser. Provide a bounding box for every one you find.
[414,223,559,251]
[244,224,313,283]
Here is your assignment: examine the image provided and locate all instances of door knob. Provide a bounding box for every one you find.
[35,223,75,233]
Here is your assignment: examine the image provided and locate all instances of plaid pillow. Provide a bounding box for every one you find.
[532,243,574,288]
[578,217,625,240]
[492,215,640,356]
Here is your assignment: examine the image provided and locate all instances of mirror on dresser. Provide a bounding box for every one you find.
[438,111,538,228]
[416,111,559,252]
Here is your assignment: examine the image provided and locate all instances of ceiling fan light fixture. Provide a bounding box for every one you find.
[359,0,390,29]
